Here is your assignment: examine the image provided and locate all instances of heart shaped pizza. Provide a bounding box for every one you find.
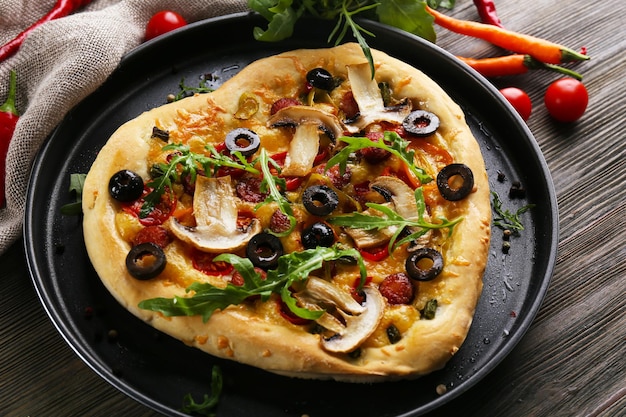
[82,43,491,382]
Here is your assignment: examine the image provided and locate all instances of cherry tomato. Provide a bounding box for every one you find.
[499,87,532,121]
[145,11,187,41]
[544,78,589,122]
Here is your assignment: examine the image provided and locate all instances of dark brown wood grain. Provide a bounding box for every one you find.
[1,1,624,416]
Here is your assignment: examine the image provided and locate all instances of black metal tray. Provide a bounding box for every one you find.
[24,12,558,417]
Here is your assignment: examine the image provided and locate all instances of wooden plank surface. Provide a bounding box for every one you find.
[1,1,624,416]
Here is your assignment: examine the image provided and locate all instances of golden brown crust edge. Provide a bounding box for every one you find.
[82,43,491,382]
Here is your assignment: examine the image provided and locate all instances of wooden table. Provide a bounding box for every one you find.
[2,1,624,416]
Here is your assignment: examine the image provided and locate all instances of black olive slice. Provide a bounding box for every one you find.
[109,170,144,202]
[302,185,339,216]
[225,128,261,156]
[402,110,440,137]
[246,232,284,270]
[405,247,443,281]
[151,126,169,142]
[302,222,335,249]
[126,242,166,280]
[436,163,474,201]
[306,68,335,91]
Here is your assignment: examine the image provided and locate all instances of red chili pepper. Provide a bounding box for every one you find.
[0,70,19,207]
[473,0,504,27]
[0,0,93,63]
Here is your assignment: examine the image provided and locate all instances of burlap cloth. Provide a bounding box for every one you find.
[0,0,250,254]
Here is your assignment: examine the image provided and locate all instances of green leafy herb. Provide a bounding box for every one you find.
[181,366,223,416]
[326,131,432,184]
[173,77,214,101]
[256,149,297,235]
[60,173,87,215]
[328,187,462,254]
[141,143,259,218]
[138,245,366,321]
[248,0,454,77]
[491,191,535,233]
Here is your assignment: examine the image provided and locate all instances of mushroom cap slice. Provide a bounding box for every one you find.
[346,62,412,131]
[370,176,419,220]
[267,105,349,140]
[305,276,365,315]
[321,286,386,353]
[370,176,433,248]
[167,175,261,253]
[343,203,399,249]
[281,121,320,177]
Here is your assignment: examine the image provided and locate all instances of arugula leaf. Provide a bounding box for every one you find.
[328,187,462,253]
[180,366,223,416]
[250,0,301,41]
[491,191,535,233]
[256,149,297,235]
[249,0,449,77]
[327,1,378,78]
[141,143,259,218]
[139,245,366,321]
[60,173,87,215]
[326,131,432,184]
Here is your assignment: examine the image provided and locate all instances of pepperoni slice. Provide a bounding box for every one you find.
[122,187,176,226]
[132,225,173,248]
[379,273,415,305]
[192,250,234,276]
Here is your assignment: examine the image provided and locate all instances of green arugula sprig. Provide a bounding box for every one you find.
[248,0,454,77]
[173,77,214,101]
[141,143,259,218]
[138,245,367,321]
[326,131,432,184]
[491,191,535,233]
[256,149,297,235]
[328,187,462,254]
[180,366,223,417]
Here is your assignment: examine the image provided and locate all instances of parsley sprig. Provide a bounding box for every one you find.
[138,245,367,321]
[328,187,462,254]
[326,131,432,184]
[491,191,535,233]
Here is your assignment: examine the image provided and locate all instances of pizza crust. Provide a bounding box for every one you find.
[82,43,490,382]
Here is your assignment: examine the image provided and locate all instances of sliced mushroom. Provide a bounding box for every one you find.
[267,105,348,140]
[267,105,349,176]
[167,175,261,253]
[294,277,385,353]
[305,276,365,315]
[370,177,419,220]
[346,62,412,131]
[321,286,385,353]
[370,176,432,247]
[344,203,399,249]
[281,122,320,177]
